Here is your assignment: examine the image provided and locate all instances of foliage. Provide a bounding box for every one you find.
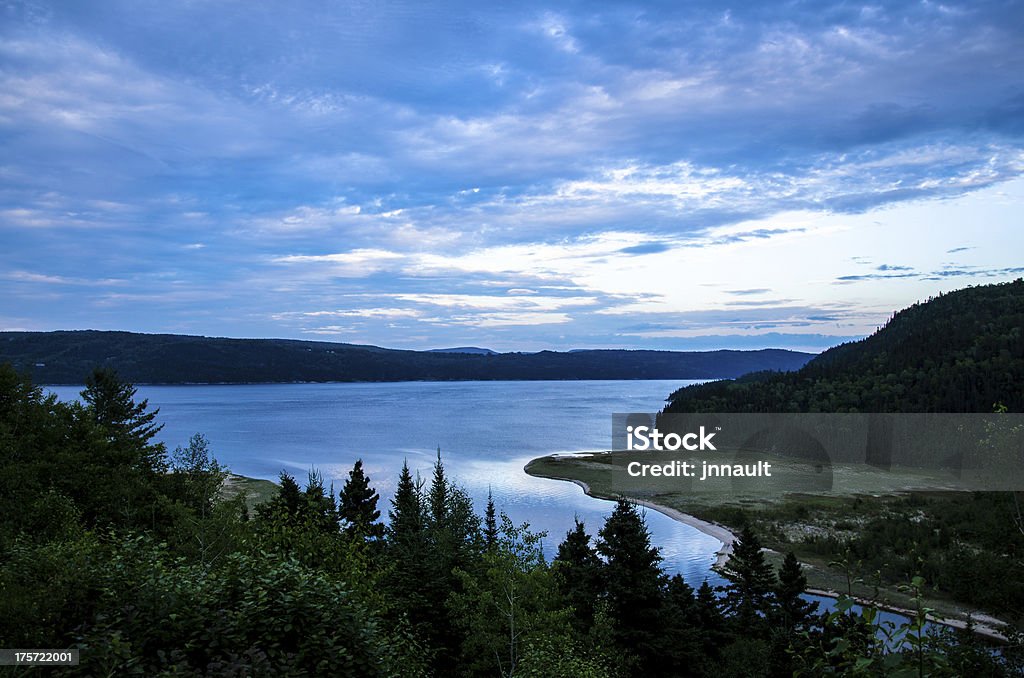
[595,500,666,675]
[448,515,569,677]
[338,458,385,541]
[0,364,1017,677]
[0,329,812,384]
[718,525,777,628]
[665,279,1024,414]
[553,518,602,633]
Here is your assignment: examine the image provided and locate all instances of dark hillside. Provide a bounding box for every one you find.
[0,330,813,385]
[665,279,1024,413]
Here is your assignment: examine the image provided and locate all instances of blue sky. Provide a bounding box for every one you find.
[1,0,1022,352]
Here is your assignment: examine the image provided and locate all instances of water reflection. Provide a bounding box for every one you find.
[49,380,726,586]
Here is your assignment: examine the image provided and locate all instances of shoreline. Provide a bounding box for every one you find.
[534,465,1010,644]
[802,587,1009,643]
[534,472,737,569]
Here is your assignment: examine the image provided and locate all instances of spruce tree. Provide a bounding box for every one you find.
[422,450,483,673]
[553,518,601,633]
[382,459,438,667]
[695,580,729,661]
[427,446,448,531]
[484,487,498,549]
[256,471,303,524]
[303,469,339,534]
[775,551,818,631]
[388,460,422,540]
[338,459,384,540]
[655,574,706,675]
[596,500,665,675]
[719,525,777,629]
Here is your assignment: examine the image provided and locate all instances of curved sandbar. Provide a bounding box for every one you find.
[526,455,1010,644]
[528,466,736,568]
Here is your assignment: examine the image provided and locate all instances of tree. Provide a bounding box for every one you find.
[303,468,339,534]
[257,471,303,524]
[81,367,164,472]
[427,447,449,531]
[553,518,601,633]
[595,500,666,675]
[449,515,567,677]
[383,461,436,663]
[420,449,482,673]
[775,551,817,632]
[72,368,170,527]
[339,459,384,541]
[485,487,498,550]
[388,460,423,542]
[169,433,227,518]
[694,579,730,665]
[719,525,777,629]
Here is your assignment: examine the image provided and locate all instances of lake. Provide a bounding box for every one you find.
[49,379,952,638]
[48,380,727,587]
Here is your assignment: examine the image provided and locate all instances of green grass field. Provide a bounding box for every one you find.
[219,473,279,512]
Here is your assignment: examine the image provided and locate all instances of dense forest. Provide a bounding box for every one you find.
[657,280,1024,647]
[664,279,1024,414]
[0,331,812,385]
[1,366,1020,676]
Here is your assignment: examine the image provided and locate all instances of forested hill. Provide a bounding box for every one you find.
[665,279,1024,413]
[0,331,813,385]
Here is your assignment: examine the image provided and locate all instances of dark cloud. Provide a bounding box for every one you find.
[619,242,671,255]
[834,273,918,283]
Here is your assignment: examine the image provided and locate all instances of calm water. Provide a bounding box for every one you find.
[48,380,726,587]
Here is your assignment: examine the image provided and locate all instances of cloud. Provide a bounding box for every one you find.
[1,1,1023,349]
[619,243,671,255]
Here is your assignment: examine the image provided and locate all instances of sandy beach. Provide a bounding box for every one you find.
[542,468,1010,644]
[538,472,738,567]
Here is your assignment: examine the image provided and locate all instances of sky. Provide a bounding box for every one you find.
[1,1,1022,353]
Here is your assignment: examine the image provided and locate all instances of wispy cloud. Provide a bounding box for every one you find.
[1,1,1022,348]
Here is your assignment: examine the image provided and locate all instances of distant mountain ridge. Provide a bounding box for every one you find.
[426,347,498,355]
[664,279,1024,413]
[0,330,813,384]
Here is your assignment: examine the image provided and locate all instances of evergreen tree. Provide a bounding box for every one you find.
[596,500,665,675]
[484,487,498,549]
[339,459,384,541]
[81,367,165,473]
[553,518,601,633]
[388,460,423,541]
[66,367,170,527]
[427,446,448,530]
[655,575,708,676]
[719,525,777,629]
[775,551,818,631]
[695,580,729,663]
[256,471,305,525]
[383,461,431,636]
[303,469,339,534]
